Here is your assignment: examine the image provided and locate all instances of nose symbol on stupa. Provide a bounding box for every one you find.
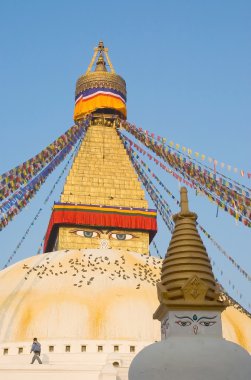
[193,325,198,335]
[100,239,109,249]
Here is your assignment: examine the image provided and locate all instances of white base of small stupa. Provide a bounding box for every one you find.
[129,336,251,380]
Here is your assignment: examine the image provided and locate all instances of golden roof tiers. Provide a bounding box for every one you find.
[154,187,226,319]
[74,41,127,121]
[44,118,157,253]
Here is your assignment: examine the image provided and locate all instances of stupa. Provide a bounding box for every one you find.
[0,42,250,380]
[129,188,251,380]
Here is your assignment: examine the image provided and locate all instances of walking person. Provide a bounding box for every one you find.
[30,337,42,364]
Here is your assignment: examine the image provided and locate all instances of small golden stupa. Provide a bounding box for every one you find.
[129,188,251,380]
[154,187,226,319]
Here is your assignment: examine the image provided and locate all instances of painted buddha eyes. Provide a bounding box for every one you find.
[175,320,215,327]
[71,230,134,240]
[75,231,99,238]
[175,315,217,328]
[199,321,216,327]
[110,233,133,240]
[175,321,191,327]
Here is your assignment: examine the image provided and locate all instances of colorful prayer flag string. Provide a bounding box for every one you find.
[123,140,251,312]
[120,127,251,227]
[120,136,174,232]
[121,122,251,199]
[151,240,163,259]
[122,123,251,181]
[0,119,90,230]
[0,115,91,201]
[123,140,250,282]
[2,134,84,268]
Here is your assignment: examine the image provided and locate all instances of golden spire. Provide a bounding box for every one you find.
[180,186,190,213]
[154,187,226,319]
[85,41,114,74]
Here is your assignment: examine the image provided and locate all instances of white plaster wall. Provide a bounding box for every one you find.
[0,339,154,380]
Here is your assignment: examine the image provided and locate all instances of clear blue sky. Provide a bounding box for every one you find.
[0,1,250,310]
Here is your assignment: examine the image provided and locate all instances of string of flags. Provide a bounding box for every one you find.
[120,129,251,228]
[3,208,43,268]
[198,224,251,282]
[0,144,75,230]
[212,260,250,314]
[121,134,195,188]
[123,130,250,221]
[122,122,251,199]
[0,123,89,231]
[217,285,251,318]
[36,236,45,255]
[151,240,163,259]
[0,116,91,202]
[123,140,251,283]
[120,121,251,180]
[121,121,251,198]
[123,140,251,310]
[3,136,84,268]
[121,137,174,232]
[135,162,174,232]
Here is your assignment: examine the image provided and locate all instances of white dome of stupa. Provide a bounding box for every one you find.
[0,248,161,343]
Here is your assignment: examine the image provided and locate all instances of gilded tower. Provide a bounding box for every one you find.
[44,41,157,254]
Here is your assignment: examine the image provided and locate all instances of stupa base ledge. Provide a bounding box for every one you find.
[0,362,129,380]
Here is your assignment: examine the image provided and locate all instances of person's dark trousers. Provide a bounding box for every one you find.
[31,351,42,364]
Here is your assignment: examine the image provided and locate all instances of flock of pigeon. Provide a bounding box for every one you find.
[22,250,162,289]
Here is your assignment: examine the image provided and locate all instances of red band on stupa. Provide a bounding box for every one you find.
[44,203,157,252]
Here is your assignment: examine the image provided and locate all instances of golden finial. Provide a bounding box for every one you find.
[180,187,189,213]
[86,41,115,74]
[95,54,107,72]
[98,40,105,50]
[173,186,197,222]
